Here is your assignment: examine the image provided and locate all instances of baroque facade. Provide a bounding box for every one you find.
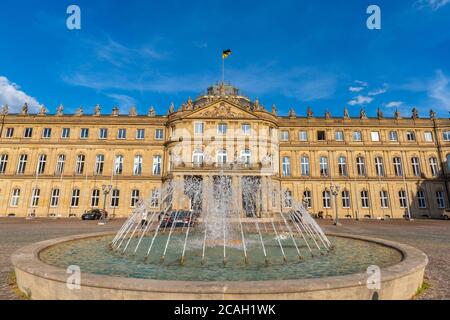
[0,83,449,219]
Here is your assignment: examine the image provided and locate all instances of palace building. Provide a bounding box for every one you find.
[0,83,449,219]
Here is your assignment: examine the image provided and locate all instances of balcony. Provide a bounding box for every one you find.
[170,161,272,172]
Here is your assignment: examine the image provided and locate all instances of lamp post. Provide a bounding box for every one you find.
[99,184,112,225]
[330,184,341,226]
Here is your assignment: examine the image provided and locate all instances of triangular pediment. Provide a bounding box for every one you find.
[185,99,259,120]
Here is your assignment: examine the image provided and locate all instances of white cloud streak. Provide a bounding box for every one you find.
[0,76,40,113]
[415,0,450,11]
[348,95,373,106]
[385,101,403,108]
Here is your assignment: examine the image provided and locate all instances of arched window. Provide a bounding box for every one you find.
[399,190,408,208]
[411,156,421,177]
[75,154,86,175]
[71,189,80,207]
[338,156,347,176]
[55,154,66,175]
[37,154,47,175]
[282,157,291,177]
[131,189,140,207]
[356,156,366,176]
[375,156,385,177]
[322,190,331,208]
[393,156,403,176]
[133,155,143,176]
[17,154,28,174]
[240,149,251,166]
[319,156,328,176]
[360,190,369,208]
[429,157,439,177]
[303,190,312,208]
[192,149,204,166]
[341,190,350,208]
[380,190,389,208]
[31,188,40,207]
[50,188,60,207]
[217,149,227,165]
[91,189,100,207]
[94,154,105,175]
[153,155,162,175]
[0,154,8,174]
[115,155,124,175]
[10,188,20,207]
[300,156,310,176]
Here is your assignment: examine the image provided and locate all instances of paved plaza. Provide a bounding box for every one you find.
[0,218,448,300]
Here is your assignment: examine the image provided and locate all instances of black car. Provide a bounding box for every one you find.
[160,211,197,228]
[82,209,108,221]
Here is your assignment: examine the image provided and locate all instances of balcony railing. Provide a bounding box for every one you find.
[170,161,272,171]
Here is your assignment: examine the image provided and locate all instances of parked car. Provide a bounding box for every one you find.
[82,209,108,221]
[160,211,197,228]
[442,209,449,220]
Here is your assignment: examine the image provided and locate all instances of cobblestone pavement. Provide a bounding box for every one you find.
[0,218,448,300]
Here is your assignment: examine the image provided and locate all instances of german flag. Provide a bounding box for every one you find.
[222,49,232,59]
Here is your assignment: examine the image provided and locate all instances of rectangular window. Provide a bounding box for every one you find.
[375,156,385,177]
[117,128,127,140]
[320,156,329,176]
[75,154,85,175]
[429,157,439,177]
[61,128,71,139]
[356,156,366,176]
[406,131,416,141]
[131,190,140,208]
[37,154,47,175]
[80,128,89,139]
[31,188,40,207]
[42,128,52,139]
[24,128,33,138]
[389,131,398,142]
[136,129,145,140]
[194,123,204,135]
[55,155,66,175]
[443,131,450,141]
[5,128,14,138]
[424,132,433,142]
[338,156,347,176]
[115,155,124,175]
[436,191,445,209]
[299,131,308,141]
[242,124,251,135]
[151,190,160,208]
[94,154,105,175]
[50,189,60,207]
[155,129,164,140]
[393,157,403,176]
[281,131,289,141]
[361,190,369,208]
[323,191,331,209]
[371,131,380,142]
[300,156,310,176]
[353,131,362,141]
[317,131,326,141]
[303,190,312,209]
[217,123,227,135]
[284,191,293,208]
[335,131,344,141]
[134,155,143,176]
[99,128,108,139]
[411,157,421,177]
[417,191,427,209]
[111,189,120,208]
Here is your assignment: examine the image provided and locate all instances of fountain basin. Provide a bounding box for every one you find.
[11,232,428,300]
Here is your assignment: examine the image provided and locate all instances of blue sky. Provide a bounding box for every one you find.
[0,0,449,117]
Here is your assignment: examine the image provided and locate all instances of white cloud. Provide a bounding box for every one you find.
[369,86,388,96]
[385,101,403,108]
[105,93,138,113]
[354,80,368,87]
[429,70,450,107]
[415,0,450,10]
[348,95,373,106]
[349,86,364,92]
[0,76,40,113]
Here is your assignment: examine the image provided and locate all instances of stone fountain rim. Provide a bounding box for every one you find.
[11,231,428,295]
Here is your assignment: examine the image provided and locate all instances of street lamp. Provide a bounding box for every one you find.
[99,184,112,225]
[330,184,341,226]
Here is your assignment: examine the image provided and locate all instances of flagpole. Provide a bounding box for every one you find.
[222,57,225,85]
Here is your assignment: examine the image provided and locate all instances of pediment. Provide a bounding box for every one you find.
[185,100,259,120]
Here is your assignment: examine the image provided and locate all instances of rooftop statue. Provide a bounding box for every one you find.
[307,107,313,119]
[343,107,350,119]
[75,106,83,116]
[94,104,101,116]
[377,108,383,120]
[1,104,9,115]
[112,106,119,116]
[288,108,296,118]
[430,109,436,120]
[148,106,156,117]
[56,104,64,116]
[395,109,401,120]
[412,107,419,120]
[271,104,277,115]
[130,106,137,117]
[360,108,368,120]
[38,105,48,116]
[169,103,174,114]
[325,110,331,120]
[21,103,29,115]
